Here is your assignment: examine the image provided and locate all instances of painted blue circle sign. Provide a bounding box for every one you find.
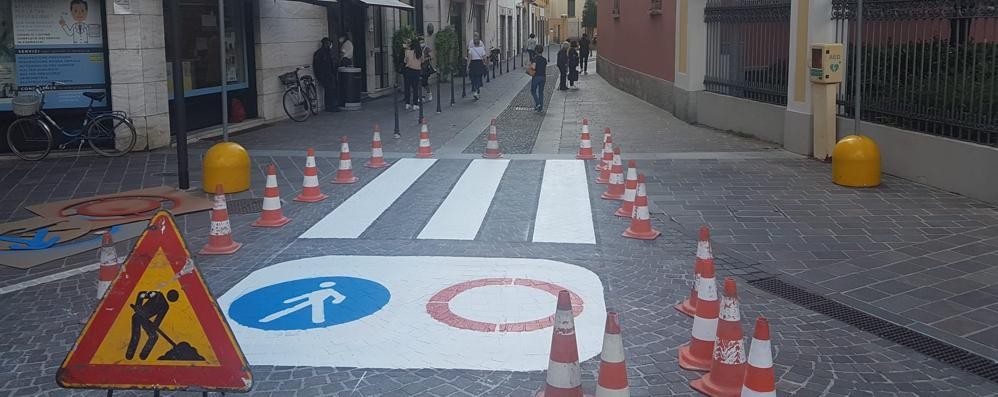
[228,277,390,331]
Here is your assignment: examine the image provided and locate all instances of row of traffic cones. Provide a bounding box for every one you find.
[675,227,777,397]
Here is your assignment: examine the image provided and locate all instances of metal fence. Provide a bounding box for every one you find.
[833,0,998,146]
[704,0,792,105]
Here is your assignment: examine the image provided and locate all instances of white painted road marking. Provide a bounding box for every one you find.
[218,256,606,371]
[417,159,510,240]
[532,160,596,244]
[299,158,437,239]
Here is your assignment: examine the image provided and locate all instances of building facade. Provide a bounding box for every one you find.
[545,0,583,43]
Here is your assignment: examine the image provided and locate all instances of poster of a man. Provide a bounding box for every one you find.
[59,0,90,44]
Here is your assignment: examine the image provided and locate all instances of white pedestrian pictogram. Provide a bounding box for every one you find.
[259,282,346,324]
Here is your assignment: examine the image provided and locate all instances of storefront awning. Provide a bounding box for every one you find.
[357,0,414,10]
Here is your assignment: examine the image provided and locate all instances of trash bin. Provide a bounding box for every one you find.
[338,66,362,111]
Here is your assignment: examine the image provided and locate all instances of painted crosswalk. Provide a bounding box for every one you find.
[299,159,597,244]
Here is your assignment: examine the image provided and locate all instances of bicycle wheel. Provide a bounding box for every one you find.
[86,114,137,157]
[304,79,320,115]
[283,88,311,122]
[6,117,52,161]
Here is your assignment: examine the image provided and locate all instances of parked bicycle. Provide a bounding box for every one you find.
[280,66,319,122]
[6,82,137,161]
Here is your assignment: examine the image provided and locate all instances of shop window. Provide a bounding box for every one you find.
[650,0,663,15]
[1,0,110,111]
[568,0,575,18]
[612,0,621,18]
[165,0,249,99]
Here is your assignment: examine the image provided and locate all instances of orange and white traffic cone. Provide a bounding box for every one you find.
[365,125,391,168]
[678,257,718,371]
[483,119,503,159]
[622,174,660,240]
[595,128,613,171]
[595,135,614,184]
[295,148,328,203]
[537,290,593,397]
[691,277,747,397]
[253,164,291,228]
[333,136,359,184]
[596,312,629,397]
[199,184,242,255]
[601,147,625,200]
[614,160,638,217]
[741,317,776,397]
[576,119,596,160]
[96,233,119,299]
[676,226,713,317]
[416,118,434,158]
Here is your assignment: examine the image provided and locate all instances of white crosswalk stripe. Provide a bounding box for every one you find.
[418,159,510,240]
[532,160,597,244]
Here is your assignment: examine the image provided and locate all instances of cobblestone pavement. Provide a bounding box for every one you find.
[462,66,559,155]
[1,58,997,396]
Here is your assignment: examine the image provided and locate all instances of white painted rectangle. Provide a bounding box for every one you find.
[299,158,437,239]
[418,159,510,240]
[532,160,596,244]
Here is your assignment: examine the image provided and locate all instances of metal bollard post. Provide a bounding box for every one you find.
[450,71,455,106]
[393,78,399,136]
[462,71,466,98]
[435,75,442,113]
[418,86,424,122]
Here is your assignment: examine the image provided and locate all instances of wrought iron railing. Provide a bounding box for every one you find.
[832,0,998,147]
[703,0,792,105]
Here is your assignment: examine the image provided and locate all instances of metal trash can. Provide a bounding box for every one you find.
[338,66,362,111]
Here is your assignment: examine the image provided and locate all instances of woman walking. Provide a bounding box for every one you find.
[467,33,488,100]
[568,41,580,89]
[530,44,548,112]
[403,38,423,112]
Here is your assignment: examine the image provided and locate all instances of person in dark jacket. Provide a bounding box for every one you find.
[568,41,580,89]
[579,34,591,74]
[556,42,569,91]
[312,37,339,112]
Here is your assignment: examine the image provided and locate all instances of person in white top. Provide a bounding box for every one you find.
[466,33,488,100]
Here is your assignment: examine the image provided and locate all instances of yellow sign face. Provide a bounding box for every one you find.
[89,247,220,366]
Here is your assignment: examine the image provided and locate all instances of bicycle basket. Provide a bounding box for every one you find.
[278,71,297,87]
[12,95,41,117]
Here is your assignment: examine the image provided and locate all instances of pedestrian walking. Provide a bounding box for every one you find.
[526,33,538,60]
[467,33,489,100]
[421,42,435,103]
[403,38,423,112]
[568,41,580,89]
[312,38,340,112]
[556,41,569,91]
[529,44,548,112]
[579,34,591,74]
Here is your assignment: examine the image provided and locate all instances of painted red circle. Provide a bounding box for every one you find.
[69,196,167,218]
[426,278,584,333]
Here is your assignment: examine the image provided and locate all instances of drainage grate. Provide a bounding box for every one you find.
[150,172,178,177]
[513,106,536,111]
[226,198,263,214]
[749,277,998,383]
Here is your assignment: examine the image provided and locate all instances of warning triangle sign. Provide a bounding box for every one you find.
[58,211,252,392]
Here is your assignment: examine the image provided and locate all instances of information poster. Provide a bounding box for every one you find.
[0,0,16,108]
[1,0,107,111]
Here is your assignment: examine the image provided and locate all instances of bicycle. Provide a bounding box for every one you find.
[280,66,319,122]
[6,82,137,161]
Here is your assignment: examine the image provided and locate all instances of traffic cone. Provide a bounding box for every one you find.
[483,119,503,159]
[601,147,625,200]
[253,164,291,228]
[199,184,242,255]
[614,160,638,217]
[295,148,328,203]
[576,119,596,160]
[691,277,747,397]
[596,312,629,397]
[595,135,614,184]
[622,174,660,240]
[676,226,713,317]
[595,128,613,171]
[96,233,119,299]
[537,290,592,397]
[678,258,718,371]
[416,118,434,158]
[741,317,776,397]
[365,125,391,168]
[333,136,359,184]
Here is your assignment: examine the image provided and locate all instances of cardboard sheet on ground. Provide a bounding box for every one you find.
[58,211,252,392]
[0,222,147,269]
[218,256,607,371]
[25,186,212,231]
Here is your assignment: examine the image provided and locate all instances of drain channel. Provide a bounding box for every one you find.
[749,277,998,383]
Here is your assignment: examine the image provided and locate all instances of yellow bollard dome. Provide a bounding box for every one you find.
[202,142,251,193]
[832,135,881,188]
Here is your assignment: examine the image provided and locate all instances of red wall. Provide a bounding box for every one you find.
[598,0,677,82]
